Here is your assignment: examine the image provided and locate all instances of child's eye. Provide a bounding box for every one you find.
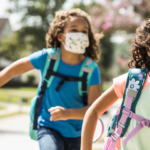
[71,29,78,32]
[82,31,87,34]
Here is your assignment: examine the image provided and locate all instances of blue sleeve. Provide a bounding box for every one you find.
[89,66,101,86]
[28,49,47,70]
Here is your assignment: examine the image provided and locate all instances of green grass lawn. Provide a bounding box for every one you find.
[0,111,26,119]
[101,81,112,93]
[19,87,37,92]
[0,82,112,105]
[0,87,36,105]
[0,106,5,110]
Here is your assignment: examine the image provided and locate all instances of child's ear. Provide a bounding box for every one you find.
[57,33,63,42]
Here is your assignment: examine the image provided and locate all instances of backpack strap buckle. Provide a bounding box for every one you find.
[122,108,133,118]
[141,119,150,128]
[111,132,120,141]
[126,88,138,98]
[49,54,58,60]
[118,122,125,128]
[83,67,92,73]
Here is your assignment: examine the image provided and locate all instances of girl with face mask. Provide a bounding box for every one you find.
[0,9,102,150]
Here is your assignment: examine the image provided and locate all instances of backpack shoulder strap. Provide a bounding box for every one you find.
[78,57,97,95]
[42,48,61,87]
[107,68,148,138]
[78,57,97,105]
[119,68,148,137]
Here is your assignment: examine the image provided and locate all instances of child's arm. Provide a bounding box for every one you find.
[48,84,101,120]
[0,57,35,87]
[81,85,119,150]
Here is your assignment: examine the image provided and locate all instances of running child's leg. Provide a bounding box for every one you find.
[63,136,81,150]
[37,126,64,150]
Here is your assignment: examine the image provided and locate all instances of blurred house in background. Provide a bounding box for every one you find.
[0,18,13,70]
[0,18,39,85]
[0,56,12,69]
[0,18,12,40]
[21,69,40,86]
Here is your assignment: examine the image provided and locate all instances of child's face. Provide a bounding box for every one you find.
[57,16,89,44]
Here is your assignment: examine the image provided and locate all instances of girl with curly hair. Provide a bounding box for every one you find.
[81,19,150,150]
[0,8,102,150]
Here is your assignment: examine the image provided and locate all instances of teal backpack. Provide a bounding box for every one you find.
[103,68,148,150]
[29,48,98,140]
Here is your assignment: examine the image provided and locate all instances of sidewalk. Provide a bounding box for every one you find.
[0,114,39,150]
[0,114,103,150]
[0,102,104,150]
[0,101,30,116]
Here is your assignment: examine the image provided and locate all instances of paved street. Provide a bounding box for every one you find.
[0,99,122,150]
[0,114,39,150]
[0,104,105,150]
[0,114,103,150]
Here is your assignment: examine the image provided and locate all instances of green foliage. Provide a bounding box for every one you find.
[0,106,5,110]
[98,36,114,81]
[101,81,112,93]
[1,0,67,60]
[73,1,99,12]
[27,74,36,84]
[112,42,131,76]
[0,32,32,60]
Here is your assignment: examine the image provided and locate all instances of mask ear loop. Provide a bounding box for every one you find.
[61,33,67,48]
[61,33,65,36]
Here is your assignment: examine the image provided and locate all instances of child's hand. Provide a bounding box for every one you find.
[48,106,69,121]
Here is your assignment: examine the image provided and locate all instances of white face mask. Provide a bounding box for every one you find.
[62,32,89,54]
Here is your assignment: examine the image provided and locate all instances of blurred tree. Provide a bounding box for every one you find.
[0,0,66,60]
[98,36,114,82]
[73,0,150,81]
[89,0,150,36]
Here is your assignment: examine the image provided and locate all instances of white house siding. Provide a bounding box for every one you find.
[0,18,12,40]
[0,57,12,68]
[0,21,12,39]
[21,69,40,85]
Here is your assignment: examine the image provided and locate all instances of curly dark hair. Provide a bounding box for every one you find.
[46,8,102,62]
[128,19,150,69]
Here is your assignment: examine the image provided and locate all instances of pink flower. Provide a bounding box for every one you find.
[116,57,129,69]
[93,16,102,27]
[102,22,113,30]
[90,6,101,14]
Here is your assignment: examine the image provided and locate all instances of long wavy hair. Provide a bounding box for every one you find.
[128,19,150,70]
[46,8,102,62]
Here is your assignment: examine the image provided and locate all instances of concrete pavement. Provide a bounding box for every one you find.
[0,101,30,116]
[0,99,122,150]
[0,102,105,150]
[0,114,103,150]
[0,114,39,150]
